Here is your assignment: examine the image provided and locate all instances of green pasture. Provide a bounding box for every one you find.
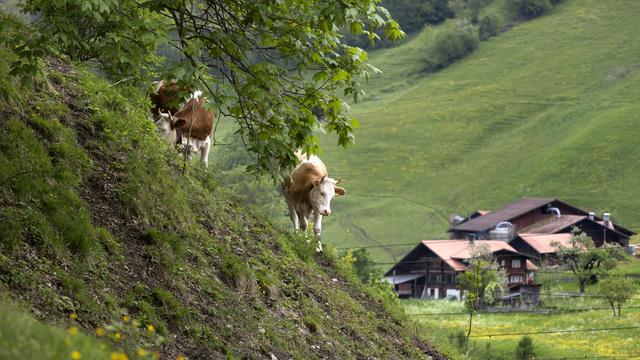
[315,0,640,264]
[403,294,640,359]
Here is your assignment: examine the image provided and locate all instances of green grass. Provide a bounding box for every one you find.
[0,33,446,359]
[403,294,640,359]
[0,301,113,360]
[311,0,640,264]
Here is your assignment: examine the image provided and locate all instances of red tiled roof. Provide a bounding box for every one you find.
[517,233,574,254]
[526,260,538,270]
[420,240,520,271]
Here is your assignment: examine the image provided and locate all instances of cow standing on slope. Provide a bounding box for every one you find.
[155,90,214,167]
[282,151,346,251]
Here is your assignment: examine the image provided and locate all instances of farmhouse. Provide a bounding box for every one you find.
[448,197,634,247]
[384,240,536,300]
[509,233,576,264]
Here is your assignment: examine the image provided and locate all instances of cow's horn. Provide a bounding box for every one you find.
[336,178,342,184]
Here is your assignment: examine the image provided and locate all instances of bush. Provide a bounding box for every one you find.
[510,0,551,19]
[479,14,500,40]
[515,336,535,360]
[424,27,479,72]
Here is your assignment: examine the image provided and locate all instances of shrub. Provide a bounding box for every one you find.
[510,0,551,19]
[479,14,500,40]
[424,27,479,73]
[515,336,535,360]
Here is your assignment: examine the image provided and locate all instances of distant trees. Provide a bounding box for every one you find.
[510,0,552,19]
[423,25,479,73]
[478,14,500,40]
[597,277,637,317]
[382,0,454,33]
[553,230,625,294]
[3,0,406,177]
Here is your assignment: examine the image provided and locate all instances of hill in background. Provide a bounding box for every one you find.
[315,0,640,264]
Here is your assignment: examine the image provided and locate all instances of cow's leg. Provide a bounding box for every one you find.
[298,210,308,232]
[287,201,299,230]
[200,141,210,168]
[313,212,323,252]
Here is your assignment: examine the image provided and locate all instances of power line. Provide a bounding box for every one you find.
[409,305,640,316]
[538,356,640,359]
[468,325,640,338]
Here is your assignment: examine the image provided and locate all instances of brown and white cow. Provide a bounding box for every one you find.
[149,80,191,120]
[282,151,346,250]
[156,91,214,167]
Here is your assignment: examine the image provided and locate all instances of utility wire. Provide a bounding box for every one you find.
[408,305,640,316]
[468,325,640,338]
[541,356,640,359]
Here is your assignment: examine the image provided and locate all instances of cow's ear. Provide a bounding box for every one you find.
[173,118,187,129]
[312,178,322,188]
[335,186,346,196]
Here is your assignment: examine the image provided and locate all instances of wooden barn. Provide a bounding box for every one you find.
[384,240,537,300]
[448,197,634,247]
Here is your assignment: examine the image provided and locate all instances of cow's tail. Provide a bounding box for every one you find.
[294,149,307,163]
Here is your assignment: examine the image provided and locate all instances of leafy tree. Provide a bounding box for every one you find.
[553,229,625,294]
[515,336,535,360]
[350,248,382,283]
[382,0,453,33]
[449,0,492,23]
[478,14,500,40]
[510,0,551,19]
[424,25,479,72]
[456,244,500,351]
[596,277,637,317]
[4,0,405,176]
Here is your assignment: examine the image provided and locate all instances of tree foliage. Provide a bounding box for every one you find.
[596,277,637,317]
[553,229,625,294]
[515,336,535,360]
[381,0,453,33]
[4,0,405,176]
[510,0,551,19]
[456,244,501,351]
[424,25,479,73]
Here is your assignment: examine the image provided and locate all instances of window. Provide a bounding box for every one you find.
[512,259,521,268]
[510,275,524,283]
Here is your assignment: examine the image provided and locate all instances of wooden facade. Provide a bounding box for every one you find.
[385,241,535,300]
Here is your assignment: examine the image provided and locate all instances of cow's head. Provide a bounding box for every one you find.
[309,176,346,216]
[155,112,177,142]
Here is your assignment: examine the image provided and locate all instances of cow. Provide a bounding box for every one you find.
[156,91,214,167]
[282,151,346,251]
[148,80,191,121]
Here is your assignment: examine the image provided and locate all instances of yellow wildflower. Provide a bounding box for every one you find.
[146,324,155,333]
[111,353,129,360]
[71,351,81,359]
[95,327,106,336]
[69,313,78,321]
[114,331,122,340]
[122,315,130,323]
[152,352,160,360]
[137,348,148,357]
[176,356,186,360]
[68,327,79,336]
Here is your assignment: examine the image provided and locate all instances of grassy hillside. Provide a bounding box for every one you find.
[316,0,640,264]
[0,48,448,359]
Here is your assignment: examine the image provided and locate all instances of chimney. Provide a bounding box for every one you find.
[588,212,595,221]
[603,212,611,227]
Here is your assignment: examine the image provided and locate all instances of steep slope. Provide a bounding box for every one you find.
[319,0,640,263]
[0,53,447,358]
